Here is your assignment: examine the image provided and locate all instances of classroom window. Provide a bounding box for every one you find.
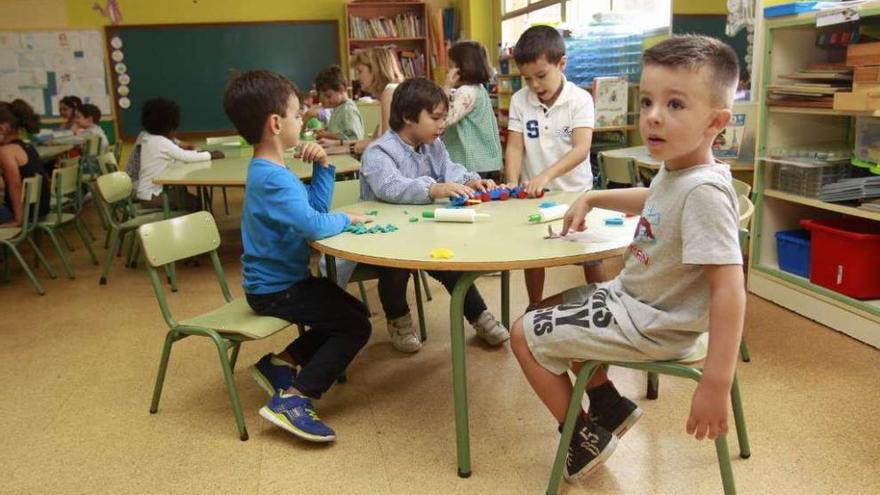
[501,0,670,48]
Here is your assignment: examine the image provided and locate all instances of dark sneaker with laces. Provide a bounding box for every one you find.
[588,395,643,438]
[249,354,297,396]
[564,416,618,482]
[259,392,336,442]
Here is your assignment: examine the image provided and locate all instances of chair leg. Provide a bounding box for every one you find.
[150,331,176,414]
[123,230,137,263]
[74,217,99,265]
[739,339,751,363]
[6,243,45,295]
[714,435,737,495]
[647,372,659,400]
[501,270,510,329]
[546,362,599,495]
[419,270,433,301]
[730,374,751,459]
[412,271,427,342]
[229,342,241,372]
[166,261,178,292]
[57,228,74,252]
[212,335,248,441]
[357,280,372,315]
[100,228,121,285]
[43,229,75,279]
[25,236,57,279]
[222,187,230,215]
[126,236,141,268]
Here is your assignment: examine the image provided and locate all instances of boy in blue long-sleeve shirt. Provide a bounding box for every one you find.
[224,70,371,443]
[358,78,509,353]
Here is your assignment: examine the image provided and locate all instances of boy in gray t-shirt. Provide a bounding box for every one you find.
[510,35,747,483]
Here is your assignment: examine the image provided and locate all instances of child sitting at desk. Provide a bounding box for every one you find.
[225,69,372,442]
[58,95,82,132]
[73,103,109,154]
[135,98,223,210]
[358,77,509,353]
[310,65,364,144]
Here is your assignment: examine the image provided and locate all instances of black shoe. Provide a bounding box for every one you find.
[588,395,643,438]
[564,416,618,482]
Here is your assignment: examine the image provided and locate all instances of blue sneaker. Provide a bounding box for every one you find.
[249,354,296,396]
[259,392,336,442]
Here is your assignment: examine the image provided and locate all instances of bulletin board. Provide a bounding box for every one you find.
[0,30,111,117]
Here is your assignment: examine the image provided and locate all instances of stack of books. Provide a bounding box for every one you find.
[769,64,853,108]
[350,14,424,40]
[818,175,880,202]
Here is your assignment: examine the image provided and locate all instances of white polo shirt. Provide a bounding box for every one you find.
[507,76,595,191]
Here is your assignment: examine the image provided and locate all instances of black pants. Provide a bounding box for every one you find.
[245,277,372,399]
[374,267,487,322]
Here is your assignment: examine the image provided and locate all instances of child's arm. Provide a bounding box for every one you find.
[503,131,524,187]
[561,188,650,235]
[263,170,352,241]
[298,142,334,212]
[444,84,477,127]
[524,127,592,196]
[379,85,395,135]
[360,148,437,204]
[163,138,219,163]
[687,264,745,440]
[0,148,23,226]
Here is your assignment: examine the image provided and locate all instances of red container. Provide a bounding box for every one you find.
[801,218,880,299]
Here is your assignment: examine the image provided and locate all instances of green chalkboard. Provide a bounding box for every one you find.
[672,15,749,79]
[106,21,339,139]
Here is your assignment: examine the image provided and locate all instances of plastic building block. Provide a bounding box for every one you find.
[539,201,558,208]
[449,195,469,207]
[604,217,624,226]
[430,248,454,259]
[480,191,491,202]
[409,217,419,223]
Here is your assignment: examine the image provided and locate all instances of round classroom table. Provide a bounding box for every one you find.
[35,144,74,161]
[602,145,755,183]
[311,191,639,478]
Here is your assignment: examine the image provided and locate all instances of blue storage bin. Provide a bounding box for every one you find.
[775,229,811,278]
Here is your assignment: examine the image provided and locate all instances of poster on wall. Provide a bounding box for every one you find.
[0,30,111,117]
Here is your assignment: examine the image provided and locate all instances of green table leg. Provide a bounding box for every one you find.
[450,270,487,478]
[325,254,337,285]
[162,188,178,292]
[501,270,510,329]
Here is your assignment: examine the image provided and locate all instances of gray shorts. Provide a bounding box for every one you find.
[522,284,700,374]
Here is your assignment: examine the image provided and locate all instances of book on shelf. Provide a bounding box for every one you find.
[350,13,424,40]
[713,112,746,159]
[769,64,853,108]
[591,77,628,128]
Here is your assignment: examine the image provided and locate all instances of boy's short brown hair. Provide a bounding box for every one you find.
[389,78,448,132]
[513,25,565,65]
[642,35,740,107]
[224,70,298,145]
[77,103,101,123]
[315,65,348,93]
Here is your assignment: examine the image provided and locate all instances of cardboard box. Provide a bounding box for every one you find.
[846,42,880,66]
[833,91,880,111]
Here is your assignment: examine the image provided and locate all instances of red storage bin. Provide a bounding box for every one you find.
[801,218,880,299]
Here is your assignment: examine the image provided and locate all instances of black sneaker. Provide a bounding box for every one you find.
[564,416,618,482]
[588,395,643,438]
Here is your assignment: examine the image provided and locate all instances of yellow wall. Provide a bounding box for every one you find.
[673,0,727,15]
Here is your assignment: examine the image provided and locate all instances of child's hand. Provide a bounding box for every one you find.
[444,67,461,89]
[561,193,592,236]
[209,150,225,160]
[316,129,333,140]
[466,178,496,192]
[297,142,329,166]
[524,173,550,197]
[686,381,731,440]
[430,182,475,199]
[345,212,373,225]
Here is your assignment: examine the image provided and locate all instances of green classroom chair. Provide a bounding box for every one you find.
[95,172,182,286]
[546,336,751,495]
[598,152,640,189]
[327,179,430,340]
[36,162,98,279]
[110,141,123,164]
[0,177,57,295]
[732,177,751,198]
[138,211,292,441]
[356,101,382,138]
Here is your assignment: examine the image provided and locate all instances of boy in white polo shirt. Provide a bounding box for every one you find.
[504,25,606,310]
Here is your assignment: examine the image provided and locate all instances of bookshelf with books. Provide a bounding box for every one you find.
[345,1,431,82]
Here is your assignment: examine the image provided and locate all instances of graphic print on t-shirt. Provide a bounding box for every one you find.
[629,203,661,265]
[525,120,539,138]
[531,287,617,336]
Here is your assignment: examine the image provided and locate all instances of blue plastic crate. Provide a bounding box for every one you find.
[764,2,817,18]
[775,229,811,278]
